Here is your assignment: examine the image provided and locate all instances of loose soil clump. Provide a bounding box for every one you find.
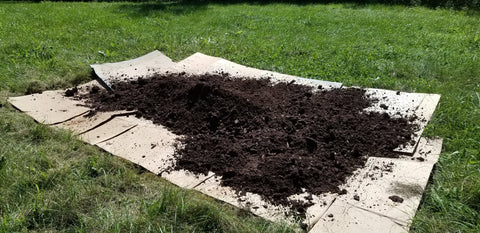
[78,74,417,215]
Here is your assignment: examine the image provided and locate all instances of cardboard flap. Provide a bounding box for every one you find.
[176,52,343,89]
[8,90,90,125]
[79,116,138,145]
[208,59,264,78]
[96,117,179,175]
[91,50,178,90]
[175,52,222,75]
[259,70,343,89]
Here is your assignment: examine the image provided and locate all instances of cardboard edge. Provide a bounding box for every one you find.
[91,50,176,90]
[8,90,91,125]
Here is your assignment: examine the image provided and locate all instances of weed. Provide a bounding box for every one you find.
[25,80,46,95]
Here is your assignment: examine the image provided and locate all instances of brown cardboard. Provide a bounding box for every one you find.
[193,174,337,227]
[206,58,343,89]
[308,138,443,232]
[91,50,178,90]
[398,137,442,165]
[193,175,296,223]
[258,70,343,89]
[96,116,179,175]
[55,110,136,134]
[161,170,214,189]
[76,80,104,95]
[8,90,90,125]
[7,51,443,232]
[364,88,441,154]
[309,199,408,233]
[175,52,222,75]
[290,192,338,228]
[79,116,138,145]
[336,138,442,224]
[411,94,442,151]
[208,59,264,78]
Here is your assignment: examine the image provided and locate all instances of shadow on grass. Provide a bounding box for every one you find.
[113,0,479,18]
[3,0,479,14]
[113,0,380,18]
[116,1,209,16]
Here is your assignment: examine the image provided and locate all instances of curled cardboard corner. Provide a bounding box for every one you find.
[208,59,264,78]
[91,50,178,91]
[175,52,222,75]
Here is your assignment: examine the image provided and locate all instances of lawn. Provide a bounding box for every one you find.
[0,1,479,232]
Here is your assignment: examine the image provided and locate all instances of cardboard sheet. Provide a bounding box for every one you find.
[411,94,442,150]
[289,192,338,228]
[8,51,443,232]
[174,52,343,89]
[364,88,441,154]
[91,50,178,90]
[336,138,442,224]
[161,170,214,189]
[309,138,443,232]
[193,174,337,227]
[398,137,443,165]
[208,59,265,78]
[206,58,343,89]
[175,52,222,75]
[194,175,297,223]
[96,116,179,175]
[76,80,104,95]
[79,116,138,145]
[8,90,90,125]
[309,199,407,233]
[55,110,136,134]
[258,71,343,89]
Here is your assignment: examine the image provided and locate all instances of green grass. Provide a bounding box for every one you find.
[0,1,479,232]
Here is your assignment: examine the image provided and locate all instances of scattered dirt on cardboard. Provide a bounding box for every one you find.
[76,73,417,217]
[389,195,404,203]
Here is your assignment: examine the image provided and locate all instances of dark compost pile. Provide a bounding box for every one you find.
[77,73,417,214]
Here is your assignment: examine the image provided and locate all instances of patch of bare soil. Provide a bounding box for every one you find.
[76,74,417,217]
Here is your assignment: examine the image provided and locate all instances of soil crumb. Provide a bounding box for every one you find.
[353,194,360,201]
[79,73,417,214]
[389,195,404,203]
[64,87,78,97]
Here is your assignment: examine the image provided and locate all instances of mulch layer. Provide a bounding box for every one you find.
[75,73,418,217]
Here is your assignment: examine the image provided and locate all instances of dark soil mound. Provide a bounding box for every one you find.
[79,74,417,212]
